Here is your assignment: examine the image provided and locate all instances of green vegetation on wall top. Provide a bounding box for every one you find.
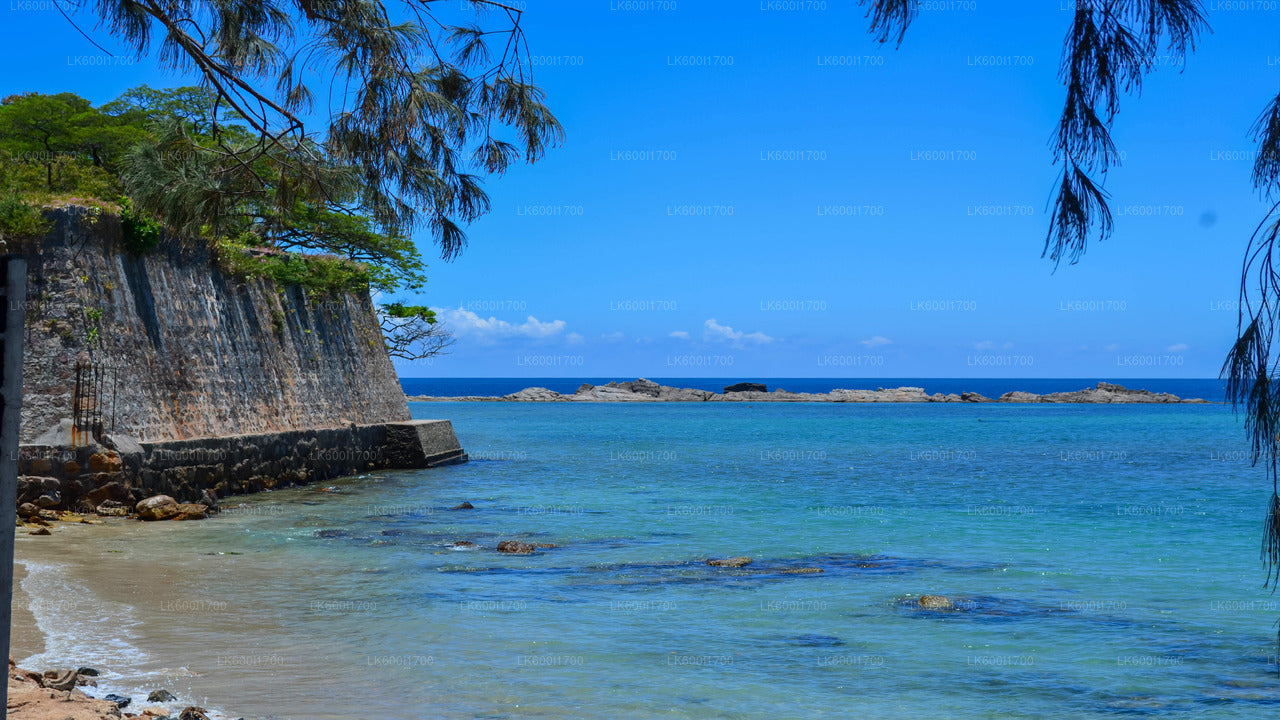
[0,86,425,297]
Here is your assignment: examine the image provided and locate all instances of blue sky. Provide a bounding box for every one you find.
[4,1,1277,378]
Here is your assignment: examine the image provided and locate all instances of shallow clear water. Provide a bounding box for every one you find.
[13,402,1280,719]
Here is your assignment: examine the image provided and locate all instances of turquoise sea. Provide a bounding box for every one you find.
[13,400,1280,719]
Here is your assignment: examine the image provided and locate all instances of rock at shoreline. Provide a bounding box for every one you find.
[179,707,211,720]
[147,689,178,702]
[505,387,569,402]
[86,482,133,508]
[104,693,132,708]
[199,489,219,512]
[136,495,180,521]
[17,502,39,519]
[496,540,537,554]
[173,503,210,521]
[408,379,1208,404]
[997,391,1041,403]
[95,500,130,517]
[28,527,51,536]
[707,556,753,568]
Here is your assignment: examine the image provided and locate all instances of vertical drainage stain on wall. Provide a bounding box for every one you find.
[19,207,412,444]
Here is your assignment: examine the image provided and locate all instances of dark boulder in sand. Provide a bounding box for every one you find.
[17,502,39,519]
[136,495,180,521]
[724,382,767,394]
[28,527,51,536]
[707,557,752,567]
[497,540,537,554]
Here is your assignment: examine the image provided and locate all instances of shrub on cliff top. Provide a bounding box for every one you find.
[0,193,50,249]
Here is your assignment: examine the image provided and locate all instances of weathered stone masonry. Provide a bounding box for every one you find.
[17,207,464,510]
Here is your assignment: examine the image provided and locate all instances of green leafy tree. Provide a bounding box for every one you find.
[0,92,145,191]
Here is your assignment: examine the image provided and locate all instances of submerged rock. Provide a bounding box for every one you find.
[136,495,180,521]
[919,595,956,610]
[496,540,536,554]
[707,557,753,568]
[780,567,824,574]
[451,501,475,510]
[28,527,51,536]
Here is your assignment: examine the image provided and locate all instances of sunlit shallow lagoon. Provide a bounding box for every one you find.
[13,401,1280,719]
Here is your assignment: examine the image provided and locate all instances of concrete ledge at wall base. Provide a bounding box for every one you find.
[383,420,470,468]
[16,419,466,511]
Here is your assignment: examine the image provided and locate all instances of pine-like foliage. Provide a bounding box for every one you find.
[1045,0,1206,267]
[79,0,563,260]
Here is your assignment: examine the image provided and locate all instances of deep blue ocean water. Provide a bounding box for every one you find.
[15,400,1280,719]
[399,377,1228,402]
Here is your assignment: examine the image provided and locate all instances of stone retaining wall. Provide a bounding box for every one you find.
[16,420,466,511]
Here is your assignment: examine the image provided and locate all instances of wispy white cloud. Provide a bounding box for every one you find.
[704,319,774,346]
[669,330,690,340]
[601,331,626,342]
[1104,343,1120,352]
[1166,343,1189,352]
[861,336,892,348]
[441,308,567,341]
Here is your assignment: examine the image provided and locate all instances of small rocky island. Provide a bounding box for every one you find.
[407,379,1209,404]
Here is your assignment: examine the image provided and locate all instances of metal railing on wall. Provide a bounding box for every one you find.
[71,357,117,446]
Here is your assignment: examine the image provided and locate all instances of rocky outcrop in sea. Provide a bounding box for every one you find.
[407,380,1208,404]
